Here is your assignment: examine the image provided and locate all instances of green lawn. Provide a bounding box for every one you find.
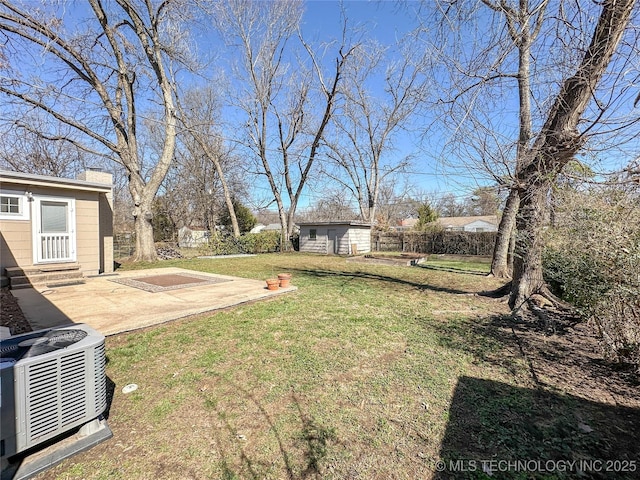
[41,253,638,480]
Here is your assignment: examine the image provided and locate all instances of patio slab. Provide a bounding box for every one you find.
[12,267,296,336]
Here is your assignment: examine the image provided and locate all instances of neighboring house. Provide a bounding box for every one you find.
[298,221,371,255]
[395,218,418,231]
[437,215,499,232]
[249,223,266,234]
[250,223,300,235]
[262,223,289,232]
[178,226,209,248]
[0,170,114,283]
[395,215,499,232]
[249,223,280,233]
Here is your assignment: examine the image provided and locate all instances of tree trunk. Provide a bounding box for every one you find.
[223,192,240,238]
[490,187,518,278]
[509,180,549,310]
[508,0,635,311]
[214,159,240,238]
[128,173,162,261]
[133,206,157,262]
[286,207,297,251]
[507,224,516,274]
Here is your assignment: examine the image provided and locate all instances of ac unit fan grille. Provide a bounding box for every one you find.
[60,352,87,426]
[27,350,88,442]
[27,358,59,439]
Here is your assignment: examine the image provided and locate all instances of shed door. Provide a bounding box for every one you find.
[327,229,337,254]
[34,197,76,263]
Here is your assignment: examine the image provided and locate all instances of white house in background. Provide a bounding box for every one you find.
[249,223,266,233]
[250,223,280,233]
[437,215,499,232]
[298,221,371,255]
[177,226,209,248]
[250,223,300,235]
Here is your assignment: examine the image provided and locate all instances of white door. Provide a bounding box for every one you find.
[33,196,76,263]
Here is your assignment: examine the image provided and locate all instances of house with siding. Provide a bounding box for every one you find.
[0,169,113,288]
[395,215,499,232]
[298,221,371,255]
[177,225,209,248]
[437,215,498,232]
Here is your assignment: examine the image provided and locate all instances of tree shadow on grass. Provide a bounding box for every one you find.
[198,375,339,480]
[437,376,640,480]
[429,313,640,479]
[431,314,639,397]
[416,264,488,276]
[288,267,479,295]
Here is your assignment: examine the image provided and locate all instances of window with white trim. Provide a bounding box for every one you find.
[0,192,30,220]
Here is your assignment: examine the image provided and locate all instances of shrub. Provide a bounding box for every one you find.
[196,230,282,255]
[240,230,281,253]
[543,187,640,371]
[197,231,245,256]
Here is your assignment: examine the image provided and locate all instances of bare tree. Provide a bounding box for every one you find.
[166,129,246,235]
[176,86,242,237]
[464,186,501,216]
[430,0,551,278]
[323,34,429,224]
[298,191,358,222]
[374,183,420,231]
[213,0,357,248]
[0,0,193,261]
[435,193,466,217]
[0,112,94,177]
[510,0,637,310]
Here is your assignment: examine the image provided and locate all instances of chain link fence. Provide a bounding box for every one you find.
[113,232,135,259]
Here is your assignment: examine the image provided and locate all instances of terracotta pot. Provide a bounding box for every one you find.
[277,273,292,288]
[266,278,279,290]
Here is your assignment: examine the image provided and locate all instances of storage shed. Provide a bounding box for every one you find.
[298,221,371,255]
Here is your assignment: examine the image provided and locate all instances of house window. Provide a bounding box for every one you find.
[476,228,484,232]
[0,192,30,220]
[309,229,317,240]
[1,196,19,214]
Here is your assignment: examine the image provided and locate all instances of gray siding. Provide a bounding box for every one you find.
[299,226,328,254]
[347,227,371,254]
[299,224,371,254]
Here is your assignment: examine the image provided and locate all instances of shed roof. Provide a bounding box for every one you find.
[297,221,371,227]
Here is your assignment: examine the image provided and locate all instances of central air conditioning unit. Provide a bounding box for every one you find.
[0,324,109,463]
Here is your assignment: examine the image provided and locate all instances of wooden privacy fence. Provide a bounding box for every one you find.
[372,231,497,256]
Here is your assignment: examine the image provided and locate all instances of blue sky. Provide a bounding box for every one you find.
[192,0,458,210]
[4,0,637,212]
[296,1,464,207]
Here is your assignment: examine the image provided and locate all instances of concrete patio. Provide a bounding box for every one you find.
[12,267,296,336]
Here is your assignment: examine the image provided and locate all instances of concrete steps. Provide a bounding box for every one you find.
[5,264,85,289]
